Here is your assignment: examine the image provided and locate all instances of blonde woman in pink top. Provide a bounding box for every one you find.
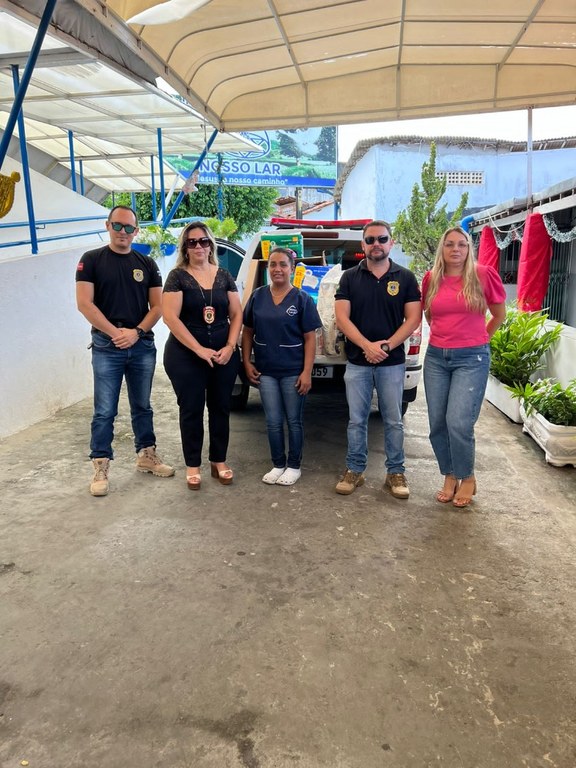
[422,227,506,508]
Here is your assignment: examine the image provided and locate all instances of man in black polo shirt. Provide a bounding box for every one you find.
[76,205,174,496]
[334,220,421,498]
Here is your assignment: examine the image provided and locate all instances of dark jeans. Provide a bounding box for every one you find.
[163,336,239,467]
[90,330,156,459]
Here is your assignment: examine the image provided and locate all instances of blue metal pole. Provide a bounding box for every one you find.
[11,65,38,254]
[217,152,224,220]
[162,128,218,229]
[79,159,85,196]
[68,130,77,192]
[157,127,166,220]
[0,0,58,167]
[131,192,137,212]
[150,155,157,220]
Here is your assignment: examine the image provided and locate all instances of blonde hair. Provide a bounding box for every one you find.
[175,220,218,269]
[425,227,487,314]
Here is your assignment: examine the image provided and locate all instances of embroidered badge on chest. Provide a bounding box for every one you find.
[133,269,144,282]
[286,305,298,316]
[387,281,399,296]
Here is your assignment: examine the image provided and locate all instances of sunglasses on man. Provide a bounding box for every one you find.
[186,237,211,248]
[364,235,389,245]
[110,222,137,234]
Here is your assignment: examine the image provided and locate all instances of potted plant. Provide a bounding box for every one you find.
[508,378,576,467]
[133,224,179,259]
[486,308,562,423]
[203,216,238,240]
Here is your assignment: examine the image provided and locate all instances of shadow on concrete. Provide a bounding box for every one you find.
[0,370,574,767]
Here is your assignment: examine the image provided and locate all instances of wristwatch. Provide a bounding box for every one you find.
[380,343,391,353]
[136,326,146,339]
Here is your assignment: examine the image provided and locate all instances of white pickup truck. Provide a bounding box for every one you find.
[231,218,422,412]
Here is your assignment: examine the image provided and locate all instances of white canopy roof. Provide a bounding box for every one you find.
[57,0,576,132]
[0,8,259,192]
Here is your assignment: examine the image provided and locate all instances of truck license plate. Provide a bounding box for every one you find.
[312,366,333,379]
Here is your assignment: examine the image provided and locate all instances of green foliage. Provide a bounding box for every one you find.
[104,185,278,241]
[136,224,179,259]
[489,308,562,387]
[507,378,576,426]
[392,142,469,278]
[203,217,238,239]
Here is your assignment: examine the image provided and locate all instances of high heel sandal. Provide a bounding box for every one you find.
[453,478,477,508]
[210,463,233,485]
[436,475,458,503]
[186,470,201,490]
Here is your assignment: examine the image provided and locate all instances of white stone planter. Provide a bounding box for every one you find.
[485,374,522,423]
[519,404,576,467]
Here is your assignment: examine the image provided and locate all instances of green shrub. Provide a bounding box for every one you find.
[489,308,562,387]
[508,378,576,426]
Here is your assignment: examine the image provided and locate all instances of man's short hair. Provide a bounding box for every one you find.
[107,205,139,226]
[363,219,392,237]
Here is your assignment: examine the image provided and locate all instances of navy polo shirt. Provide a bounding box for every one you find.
[335,258,421,366]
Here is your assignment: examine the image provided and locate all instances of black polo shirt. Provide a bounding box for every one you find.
[335,258,421,366]
[76,245,162,328]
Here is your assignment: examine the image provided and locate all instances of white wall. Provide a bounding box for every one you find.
[0,157,179,438]
[339,140,576,224]
[545,324,576,387]
[0,244,92,437]
[0,241,177,439]
[0,156,110,261]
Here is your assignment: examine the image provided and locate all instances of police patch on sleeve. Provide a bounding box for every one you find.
[133,269,144,282]
[387,281,399,296]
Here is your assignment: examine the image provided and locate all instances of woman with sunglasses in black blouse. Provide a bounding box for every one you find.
[163,221,242,490]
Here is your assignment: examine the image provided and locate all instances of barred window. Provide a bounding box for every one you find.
[436,171,484,185]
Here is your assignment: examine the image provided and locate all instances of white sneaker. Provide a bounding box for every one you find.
[262,467,285,484]
[276,468,301,486]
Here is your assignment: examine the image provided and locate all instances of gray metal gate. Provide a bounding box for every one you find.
[544,240,573,323]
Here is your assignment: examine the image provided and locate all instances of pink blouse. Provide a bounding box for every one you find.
[422,264,506,349]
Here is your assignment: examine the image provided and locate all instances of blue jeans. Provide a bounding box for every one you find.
[258,375,306,469]
[423,344,490,479]
[90,331,157,459]
[344,362,406,474]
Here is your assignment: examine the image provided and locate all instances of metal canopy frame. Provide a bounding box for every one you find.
[0,9,258,192]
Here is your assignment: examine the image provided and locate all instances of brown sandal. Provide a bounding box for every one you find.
[210,463,233,485]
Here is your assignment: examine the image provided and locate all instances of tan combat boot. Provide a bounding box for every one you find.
[90,458,110,496]
[384,473,410,499]
[136,447,175,477]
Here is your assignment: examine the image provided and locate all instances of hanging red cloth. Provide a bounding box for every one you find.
[477,226,500,269]
[517,213,552,311]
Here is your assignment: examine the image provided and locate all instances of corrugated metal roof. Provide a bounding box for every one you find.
[0,8,258,192]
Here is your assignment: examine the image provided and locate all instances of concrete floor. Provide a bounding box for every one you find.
[0,371,575,768]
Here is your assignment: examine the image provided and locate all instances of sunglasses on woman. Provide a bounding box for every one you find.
[110,222,137,234]
[186,237,211,248]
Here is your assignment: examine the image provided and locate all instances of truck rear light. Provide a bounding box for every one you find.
[407,344,420,355]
